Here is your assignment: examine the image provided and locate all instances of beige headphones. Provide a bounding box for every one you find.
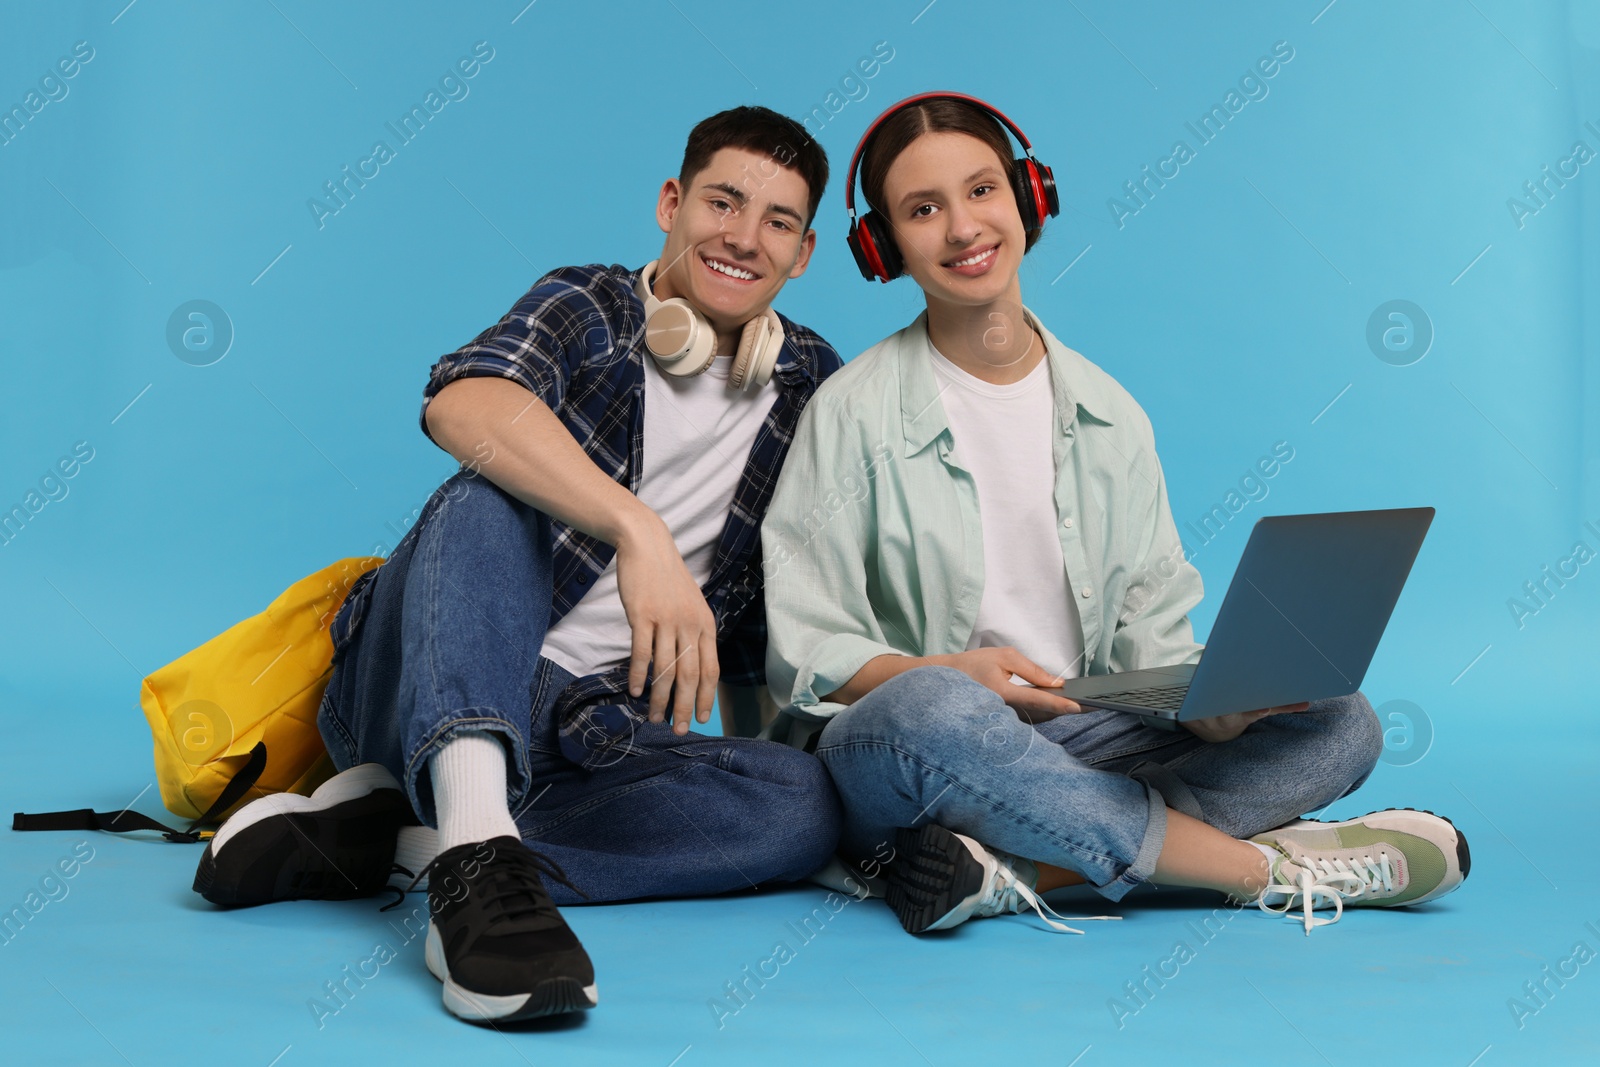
[635,259,784,390]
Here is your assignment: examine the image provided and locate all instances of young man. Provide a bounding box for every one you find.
[194,106,844,1024]
[762,93,1468,938]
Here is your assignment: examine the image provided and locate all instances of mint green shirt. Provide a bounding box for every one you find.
[760,306,1205,749]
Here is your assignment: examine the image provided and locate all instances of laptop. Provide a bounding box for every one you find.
[1044,507,1434,728]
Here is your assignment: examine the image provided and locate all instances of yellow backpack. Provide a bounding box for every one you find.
[13,556,384,842]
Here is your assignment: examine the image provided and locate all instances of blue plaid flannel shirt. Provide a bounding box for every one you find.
[418,263,841,768]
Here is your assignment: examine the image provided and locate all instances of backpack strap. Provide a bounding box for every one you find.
[11,741,268,844]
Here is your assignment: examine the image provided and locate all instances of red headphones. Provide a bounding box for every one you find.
[845,91,1060,283]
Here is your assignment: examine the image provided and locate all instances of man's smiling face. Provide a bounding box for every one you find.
[652,146,816,335]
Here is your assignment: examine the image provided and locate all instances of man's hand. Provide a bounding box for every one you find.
[425,379,719,735]
[1180,703,1311,743]
[939,646,1083,724]
[614,512,718,735]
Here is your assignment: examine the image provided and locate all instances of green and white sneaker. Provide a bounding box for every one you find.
[1247,808,1471,934]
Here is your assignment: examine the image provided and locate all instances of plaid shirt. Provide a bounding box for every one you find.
[419,262,841,768]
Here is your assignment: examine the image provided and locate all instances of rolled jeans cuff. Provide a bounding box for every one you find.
[404,712,531,830]
[1095,778,1169,902]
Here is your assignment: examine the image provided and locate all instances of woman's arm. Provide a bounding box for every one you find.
[762,396,906,719]
[824,647,1079,721]
[764,387,1080,721]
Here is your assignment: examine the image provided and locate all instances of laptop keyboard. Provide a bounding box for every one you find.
[1091,683,1189,710]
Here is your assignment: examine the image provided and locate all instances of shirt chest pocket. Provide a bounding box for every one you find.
[871,458,980,655]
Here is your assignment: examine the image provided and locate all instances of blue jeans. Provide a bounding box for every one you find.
[317,469,841,905]
[815,665,1383,902]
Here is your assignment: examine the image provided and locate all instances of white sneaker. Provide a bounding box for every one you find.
[883,824,1119,935]
[1247,808,1471,934]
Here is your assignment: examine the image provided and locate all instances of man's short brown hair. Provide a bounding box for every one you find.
[679,106,830,230]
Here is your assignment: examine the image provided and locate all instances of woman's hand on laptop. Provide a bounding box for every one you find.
[937,647,1083,723]
[1180,703,1311,743]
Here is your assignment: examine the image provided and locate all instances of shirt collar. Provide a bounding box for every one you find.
[769,310,813,391]
[899,305,1115,455]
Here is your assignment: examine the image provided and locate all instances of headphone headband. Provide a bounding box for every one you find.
[844,91,1042,218]
[842,91,1060,283]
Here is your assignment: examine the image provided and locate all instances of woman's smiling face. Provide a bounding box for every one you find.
[878,130,1027,308]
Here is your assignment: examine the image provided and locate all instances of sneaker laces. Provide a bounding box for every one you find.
[380,842,588,924]
[377,863,415,912]
[978,855,1122,935]
[1255,849,1393,935]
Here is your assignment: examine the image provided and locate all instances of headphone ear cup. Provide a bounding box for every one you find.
[847,222,881,282]
[1011,158,1060,233]
[1035,161,1060,219]
[1012,159,1042,232]
[730,309,783,390]
[850,212,898,283]
[861,212,902,281]
[645,298,716,377]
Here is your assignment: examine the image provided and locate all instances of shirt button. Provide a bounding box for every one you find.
[1080,586,1092,597]
[578,575,588,585]
[1062,518,1073,529]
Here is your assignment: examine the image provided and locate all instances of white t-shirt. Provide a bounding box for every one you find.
[539,351,778,679]
[927,342,1085,681]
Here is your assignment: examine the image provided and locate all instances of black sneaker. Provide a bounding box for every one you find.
[413,836,597,1023]
[193,763,413,907]
[883,824,1107,934]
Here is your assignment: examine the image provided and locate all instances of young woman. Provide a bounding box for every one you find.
[761,93,1469,936]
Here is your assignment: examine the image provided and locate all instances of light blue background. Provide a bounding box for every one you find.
[2,2,1596,1064]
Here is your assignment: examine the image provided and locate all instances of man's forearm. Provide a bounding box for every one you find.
[425,376,654,546]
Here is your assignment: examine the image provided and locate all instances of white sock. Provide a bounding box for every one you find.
[429,731,520,853]
[390,825,441,890]
[1250,840,1285,880]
